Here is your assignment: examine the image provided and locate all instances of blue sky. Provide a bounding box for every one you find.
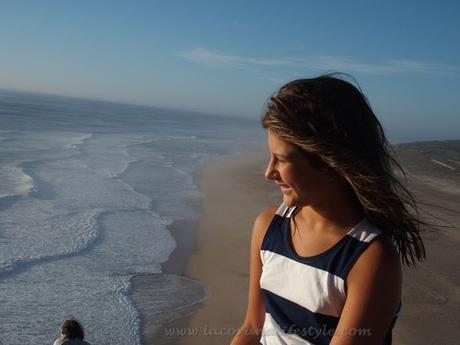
[0,0,459,141]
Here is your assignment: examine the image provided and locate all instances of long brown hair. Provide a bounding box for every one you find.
[261,73,427,266]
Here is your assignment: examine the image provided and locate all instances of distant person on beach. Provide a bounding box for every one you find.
[231,73,427,345]
[52,319,91,345]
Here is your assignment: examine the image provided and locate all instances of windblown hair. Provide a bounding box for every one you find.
[61,319,85,340]
[261,73,426,266]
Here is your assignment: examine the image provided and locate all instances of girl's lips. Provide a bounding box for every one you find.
[277,183,291,192]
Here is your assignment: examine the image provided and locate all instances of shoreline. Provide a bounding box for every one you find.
[175,145,280,345]
[129,161,212,345]
[131,144,277,345]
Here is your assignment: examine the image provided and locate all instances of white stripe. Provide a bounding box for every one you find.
[275,203,296,218]
[286,206,297,218]
[275,203,289,217]
[261,313,314,345]
[260,251,345,317]
[346,218,382,243]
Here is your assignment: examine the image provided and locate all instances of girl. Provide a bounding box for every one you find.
[231,74,426,345]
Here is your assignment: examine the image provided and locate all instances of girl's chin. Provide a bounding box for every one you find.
[283,194,307,209]
[282,195,296,207]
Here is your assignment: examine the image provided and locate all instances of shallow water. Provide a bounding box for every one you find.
[0,89,264,345]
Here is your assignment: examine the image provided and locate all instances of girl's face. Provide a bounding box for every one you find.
[265,129,340,208]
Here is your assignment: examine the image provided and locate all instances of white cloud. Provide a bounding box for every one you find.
[386,59,460,76]
[287,56,402,75]
[176,47,459,77]
[258,76,287,83]
[175,47,289,69]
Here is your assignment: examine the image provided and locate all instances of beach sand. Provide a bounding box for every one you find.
[144,142,460,345]
[174,147,280,345]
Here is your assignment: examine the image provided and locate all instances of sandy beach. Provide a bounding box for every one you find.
[145,142,460,345]
[175,146,280,345]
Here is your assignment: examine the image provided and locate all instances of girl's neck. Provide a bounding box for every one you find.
[297,190,365,234]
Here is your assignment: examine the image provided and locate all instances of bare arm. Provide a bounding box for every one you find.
[230,206,277,345]
[330,235,402,345]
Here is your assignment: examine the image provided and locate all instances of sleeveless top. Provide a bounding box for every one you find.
[259,203,401,345]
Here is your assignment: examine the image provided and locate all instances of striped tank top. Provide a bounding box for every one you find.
[259,203,400,345]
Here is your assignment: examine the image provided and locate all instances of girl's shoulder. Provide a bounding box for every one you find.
[361,234,400,269]
[347,232,402,296]
[252,205,280,248]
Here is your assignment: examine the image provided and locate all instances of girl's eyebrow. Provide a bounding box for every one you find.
[272,153,289,159]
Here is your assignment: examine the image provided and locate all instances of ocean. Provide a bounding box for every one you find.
[0,89,264,345]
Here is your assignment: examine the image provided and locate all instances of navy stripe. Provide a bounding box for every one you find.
[327,236,372,279]
[261,214,284,251]
[261,215,371,279]
[262,289,338,345]
[261,215,286,252]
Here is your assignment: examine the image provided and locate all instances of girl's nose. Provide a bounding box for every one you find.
[264,158,278,181]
